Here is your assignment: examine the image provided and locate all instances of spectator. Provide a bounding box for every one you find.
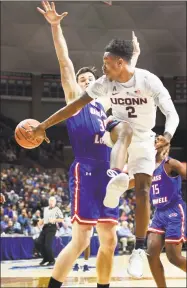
[18,209,31,235]
[32,210,41,221]
[119,199,131,215]
[128,222,135,234]
[8,190,19,205]
[12,204,18,217]
[12,215,22,234]
[27,210,33,226]
[1,215,9,232]
[55,188,63,203]
[40,193,48,207]
[0,207,4,217]
[4,204,13,218]
[117,221,135,254]
[31,189,40,203]
[4,220,15,234]
[120,211,128,222]
[31,218,42,258]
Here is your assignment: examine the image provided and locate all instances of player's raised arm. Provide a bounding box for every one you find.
[167,159,187,180]
[149,75,179,148]
[37,1,79,103]
[131,31,140,68]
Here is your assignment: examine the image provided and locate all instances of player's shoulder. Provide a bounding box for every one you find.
[95,75,109,85]
[135,68,163,94]
[165,157,182,173]
[166,157,181,166]
[135,68,160,81]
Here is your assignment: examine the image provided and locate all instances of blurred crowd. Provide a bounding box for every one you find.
[0,166,70,244]
[0,138,18,162]
[0,137,65,164]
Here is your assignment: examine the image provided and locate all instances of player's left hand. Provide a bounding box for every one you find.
[132,31,140,55]
[37,1,68,26]
[26,124,50,144]
[155,135,170,149]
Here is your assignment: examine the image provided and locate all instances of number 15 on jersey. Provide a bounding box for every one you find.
[152,184,160,195]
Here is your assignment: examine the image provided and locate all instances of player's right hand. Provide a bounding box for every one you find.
[27,124,50,144]
[132,31,140,56]
[37,1,68,26]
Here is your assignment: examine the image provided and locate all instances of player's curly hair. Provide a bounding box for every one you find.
[76,67,98,81]
[105,39,133,63]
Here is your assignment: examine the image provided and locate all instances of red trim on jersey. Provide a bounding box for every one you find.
[98,218,118,224]
[71,214,97,225]
[74,163,80,214]
[165,204,186,243]
[165,237,186,244]
[178,204,185,238]
[148,227,165,234]
[72,163,98,225]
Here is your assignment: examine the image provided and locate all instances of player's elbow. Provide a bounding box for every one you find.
[173,110,179,127]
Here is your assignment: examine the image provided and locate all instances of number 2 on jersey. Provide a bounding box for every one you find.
[152,184,160,195]
[126,107,137,118]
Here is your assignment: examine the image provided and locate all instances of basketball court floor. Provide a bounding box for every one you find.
[1,252,186,287]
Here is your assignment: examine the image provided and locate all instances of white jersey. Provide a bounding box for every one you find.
[86,68,179,136]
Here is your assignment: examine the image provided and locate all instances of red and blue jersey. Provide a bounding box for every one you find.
[66,100,111,162]
[150,157,182,209]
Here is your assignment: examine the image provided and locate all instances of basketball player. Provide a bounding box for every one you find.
[147,146,186,287]
[29,2,179,279]
[35,2,140,287]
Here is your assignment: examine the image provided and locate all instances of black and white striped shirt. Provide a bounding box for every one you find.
[43,206,63,224]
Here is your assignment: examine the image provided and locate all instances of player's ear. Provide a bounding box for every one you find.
[117,58,123,67]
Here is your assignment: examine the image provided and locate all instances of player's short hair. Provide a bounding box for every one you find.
[76,67,97,81]
[105,39,134,63]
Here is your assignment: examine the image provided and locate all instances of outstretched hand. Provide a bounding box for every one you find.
[26,124,50,144]
[155,135,170,150]
[132,31,140,55]
[37,1,68,25]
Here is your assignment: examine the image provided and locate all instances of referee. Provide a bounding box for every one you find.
[37,196,64,266]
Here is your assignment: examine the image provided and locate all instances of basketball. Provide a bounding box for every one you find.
[15,119,44,149]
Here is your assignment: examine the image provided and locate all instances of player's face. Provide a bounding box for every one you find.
[77,72,96,91]
[103,53,124,81]
[156,145,170,163]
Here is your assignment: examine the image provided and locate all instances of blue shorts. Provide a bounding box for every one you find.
[148,201,187,244]
[69,157,119,225]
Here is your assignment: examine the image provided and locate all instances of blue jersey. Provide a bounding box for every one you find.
[66,100,111,162]
[150,157,182,209]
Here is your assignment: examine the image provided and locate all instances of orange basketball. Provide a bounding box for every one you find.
[15,119,44,149]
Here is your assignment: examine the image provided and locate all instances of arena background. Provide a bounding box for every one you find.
[0,1,187,285]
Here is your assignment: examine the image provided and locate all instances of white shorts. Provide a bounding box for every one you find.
[102,125,156,178]
[127,130,156,178]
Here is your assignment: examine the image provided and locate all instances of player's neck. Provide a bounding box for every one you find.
[155,157,163,168]
[117,67,135,83]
